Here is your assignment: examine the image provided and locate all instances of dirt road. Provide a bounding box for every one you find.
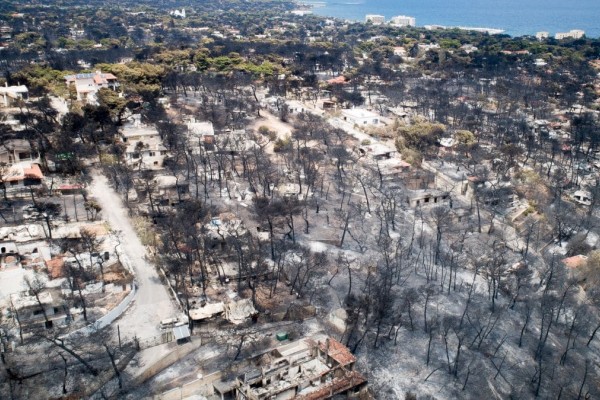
[88,172,177,340]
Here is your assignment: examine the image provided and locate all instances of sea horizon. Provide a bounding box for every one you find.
[302,0,600,38]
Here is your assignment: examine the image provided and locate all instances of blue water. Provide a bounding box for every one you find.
[309,0,600,38]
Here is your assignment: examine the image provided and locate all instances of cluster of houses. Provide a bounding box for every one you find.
[0,218,133,336]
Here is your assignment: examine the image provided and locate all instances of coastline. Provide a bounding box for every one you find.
[293,0,598,39]
[293,1,508,36]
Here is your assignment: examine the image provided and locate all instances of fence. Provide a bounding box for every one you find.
[64,283,137,338]
[136,330,174,350]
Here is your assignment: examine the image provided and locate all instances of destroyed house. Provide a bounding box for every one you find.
[0,84,28,107]
[406,189,450,208]
[357,143,396,161]
[11,291,67,330]
[0,139,38,166]
[0,241,19,268]
[231,337,367,400]
[1,163,44,189]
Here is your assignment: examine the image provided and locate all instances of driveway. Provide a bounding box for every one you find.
[88,172,177,340]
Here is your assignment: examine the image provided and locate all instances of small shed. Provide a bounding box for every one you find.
[172,324,191,343]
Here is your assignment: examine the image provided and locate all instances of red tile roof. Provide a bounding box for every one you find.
[58,184,83,191]
[24,164,43,180]
[46,257,66,279]
[562,255,588,269]
[327,76,347,85]
[3,163,43,182]
[319,338,356,366]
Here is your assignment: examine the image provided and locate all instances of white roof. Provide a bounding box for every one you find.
[0,85,28,94]
[122,124,160,139]
[574,190,591,197]
[154,175,178,188]
[187,121,214,136]
[341,108,379,119]
[0,267,35,300]
[173,324,191,340]
[439,137,455,147]
[12,291,53,309]
[0,224,45,242]
[125,135,166,153]
[361,143,396,155]
[189,302,225,320]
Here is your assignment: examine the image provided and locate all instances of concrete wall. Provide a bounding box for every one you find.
[133,336,204,386]
[67,283,136,337]
[157,371,222,400]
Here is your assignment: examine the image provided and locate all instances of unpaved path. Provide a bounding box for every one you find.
[88,172,177,340]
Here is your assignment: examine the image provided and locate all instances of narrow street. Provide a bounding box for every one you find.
[88,171,177,340]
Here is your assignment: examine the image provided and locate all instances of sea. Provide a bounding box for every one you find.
[306,0,600,38]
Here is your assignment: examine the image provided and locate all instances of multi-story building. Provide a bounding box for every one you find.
[389,15,416,27]
[0,83,28,107]
[64,70,119,104]
[365,14,385,25]
[11,291,67,330]
[555,29,585,40]
[0,139,39,166]
[535,31,549,40]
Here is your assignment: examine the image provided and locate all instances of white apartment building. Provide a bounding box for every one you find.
[535,31,549,40]
[555,29,585,40]
[390,15,416,27]
[365,14,385,25]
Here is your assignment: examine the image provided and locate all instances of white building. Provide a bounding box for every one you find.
[357,143,397,161]
[125,135,167,170]
[389,15,415,27]
[0,83,28,107]
[341,108,380,126]
[11,291,67,330]
[393,46,407,57]
[572,190,592,206]
[64,70,119,104]
[0,139,39,166]
[555,29,585,40]
[187,119,215,151]
[1,162,44,190]
[121,116,168,170]
[170,8,186,18]
[418,43,440,54]
[187,120,214,137]
[535,31,549,40]
[365,14,385,25]
[460,44,478,54]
